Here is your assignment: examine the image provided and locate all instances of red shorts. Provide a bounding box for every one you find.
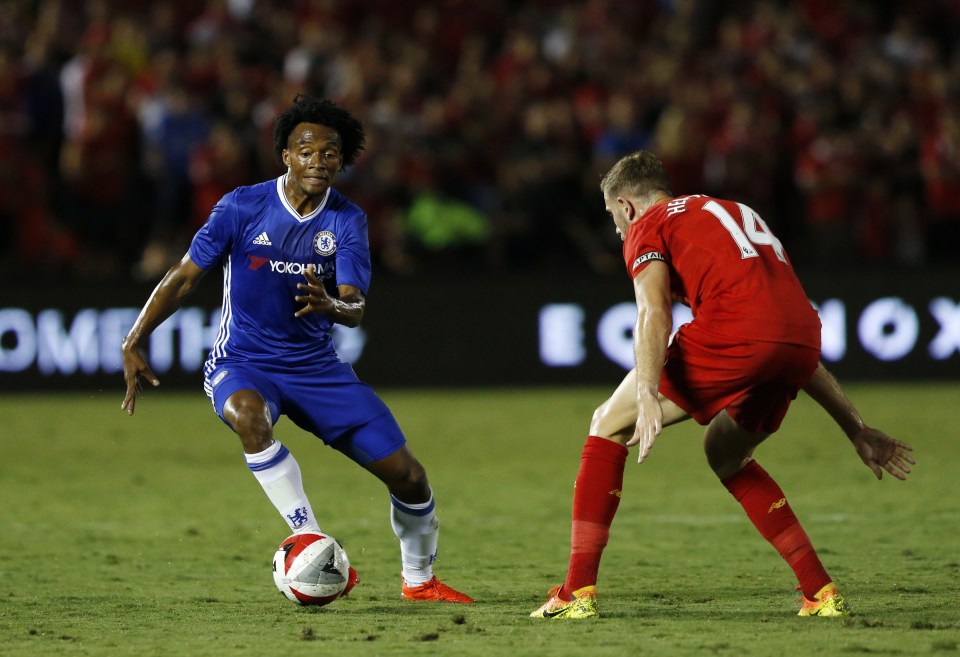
[659,322,820,433]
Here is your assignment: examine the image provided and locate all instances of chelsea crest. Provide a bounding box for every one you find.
[313,230,337,255]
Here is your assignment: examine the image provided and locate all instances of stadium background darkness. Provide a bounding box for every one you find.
[0,0,958,388]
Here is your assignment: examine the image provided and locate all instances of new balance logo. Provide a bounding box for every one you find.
[252,231,272,246]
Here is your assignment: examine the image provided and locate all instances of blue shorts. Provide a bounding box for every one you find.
[204,360,406,466]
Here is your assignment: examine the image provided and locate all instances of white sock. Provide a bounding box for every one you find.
[390,490,439,586]
[245,441,321,534]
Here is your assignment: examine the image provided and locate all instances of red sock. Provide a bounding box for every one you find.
[562,436,628,598]
[721,460,832,599]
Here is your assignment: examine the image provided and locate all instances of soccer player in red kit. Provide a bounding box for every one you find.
[531,150,915,619]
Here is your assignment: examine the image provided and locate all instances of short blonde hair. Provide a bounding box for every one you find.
[600,151,673,201]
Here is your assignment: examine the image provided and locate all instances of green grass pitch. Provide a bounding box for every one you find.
[1,384,958,656]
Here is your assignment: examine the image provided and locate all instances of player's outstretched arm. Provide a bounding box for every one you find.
[121,255,207,416]
[802,362,915,480]
[627,261,672,463]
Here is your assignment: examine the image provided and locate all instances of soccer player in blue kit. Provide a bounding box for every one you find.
[121,95,473,603]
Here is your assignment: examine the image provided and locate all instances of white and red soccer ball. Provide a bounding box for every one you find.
[272,533,350,606]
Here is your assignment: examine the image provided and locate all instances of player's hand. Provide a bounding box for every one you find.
[627,388,663,463]
[851,426,915,481]
[294,265,335,317]
[121,342,159,416]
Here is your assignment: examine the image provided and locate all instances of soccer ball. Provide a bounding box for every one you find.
[272,532,350,606]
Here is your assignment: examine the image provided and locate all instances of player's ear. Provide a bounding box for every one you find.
[281,149,291,168]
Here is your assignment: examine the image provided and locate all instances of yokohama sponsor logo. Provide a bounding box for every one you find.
[247,255,322,274]
[268,261,323,275]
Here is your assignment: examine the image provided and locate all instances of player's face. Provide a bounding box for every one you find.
[604,192,631,242]
[282,123,343,197]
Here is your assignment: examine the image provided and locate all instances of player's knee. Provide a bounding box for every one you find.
[224,394,272,450]
[389,460,430,502]
[367,445,431,501]
[703,416,765,479]
[589,405,604,431]
[589,404,611,436]
[589,404,631,444]
[397,460,428,494]
[705,447,737,478]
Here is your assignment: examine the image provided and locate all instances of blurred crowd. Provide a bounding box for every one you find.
[1,0,959,281]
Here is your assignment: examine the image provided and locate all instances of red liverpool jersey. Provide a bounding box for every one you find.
[623,194,821,348]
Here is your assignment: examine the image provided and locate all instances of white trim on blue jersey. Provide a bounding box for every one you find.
[204,253,234,392]
[276,174,331,222]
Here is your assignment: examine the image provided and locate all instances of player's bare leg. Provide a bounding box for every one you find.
[591,367,690,444]
[224,389,321,534]
[534,369,689,617]
[702,410,768,479]
[707,411,848,616]
[365,444,430,503]
[366,446,473,603]
[223,389,274,453]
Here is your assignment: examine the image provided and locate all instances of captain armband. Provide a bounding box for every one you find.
[631,251,666,272]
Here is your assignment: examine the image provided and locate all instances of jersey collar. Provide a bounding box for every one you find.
[276,174,331,223]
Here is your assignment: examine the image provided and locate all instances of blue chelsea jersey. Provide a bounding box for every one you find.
[189,175,372,369]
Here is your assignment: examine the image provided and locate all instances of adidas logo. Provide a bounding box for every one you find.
[252,232,272,246]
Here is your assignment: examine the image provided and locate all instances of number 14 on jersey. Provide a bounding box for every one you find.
[704,200,787,263]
